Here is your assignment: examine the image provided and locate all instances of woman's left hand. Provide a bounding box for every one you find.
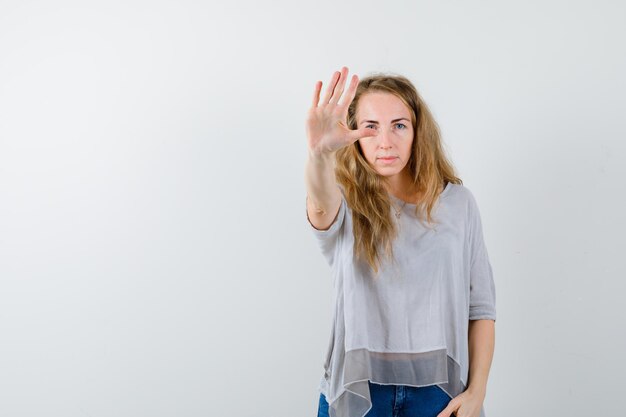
[436,387,485,417]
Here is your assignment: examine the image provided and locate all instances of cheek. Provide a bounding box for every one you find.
[359,142,376,161]
[403,136,414,156]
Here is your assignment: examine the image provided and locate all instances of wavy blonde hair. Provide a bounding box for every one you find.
[335,72,462,275]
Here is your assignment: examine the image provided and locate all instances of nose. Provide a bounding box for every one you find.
[378,127,393,149]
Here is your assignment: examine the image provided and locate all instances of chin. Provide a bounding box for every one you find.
[375,168,402,176]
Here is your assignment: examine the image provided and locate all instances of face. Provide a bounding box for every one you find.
[356,92,414,179]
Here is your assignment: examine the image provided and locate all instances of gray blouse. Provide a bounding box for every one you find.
[306,182,496,417]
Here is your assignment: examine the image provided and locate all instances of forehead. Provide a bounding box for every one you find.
[357,92,411,120]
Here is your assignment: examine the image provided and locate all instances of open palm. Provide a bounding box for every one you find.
[306,66,377,155]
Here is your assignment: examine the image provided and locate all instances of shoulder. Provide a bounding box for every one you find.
[445,182,474,206]
[443,183,481,222]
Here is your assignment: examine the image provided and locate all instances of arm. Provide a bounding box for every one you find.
[466,189,496,395]
[304,150,342,231]
[466,319,495,398]
[304,67,377,231]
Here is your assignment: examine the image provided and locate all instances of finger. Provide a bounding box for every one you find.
[329,66,349,105]
[311,80,322,108]
[436,403,456,417]
[347,127,377,144]
[320,70,340,106]
[337,74,358,107]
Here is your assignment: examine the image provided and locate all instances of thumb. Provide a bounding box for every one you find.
[347,127,377,143]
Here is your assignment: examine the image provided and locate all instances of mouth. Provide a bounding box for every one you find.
[378,157,398,162]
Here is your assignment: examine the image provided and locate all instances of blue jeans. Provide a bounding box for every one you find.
[317,380,456,417]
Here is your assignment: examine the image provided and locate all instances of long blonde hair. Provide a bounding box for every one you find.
[335,72,462,275]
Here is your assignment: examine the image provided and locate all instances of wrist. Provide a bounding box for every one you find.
[308,148,337,163]
[466,383,486,398]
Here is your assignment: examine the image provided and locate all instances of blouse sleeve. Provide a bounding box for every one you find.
[467,191,497,321]
[305,192,347,267]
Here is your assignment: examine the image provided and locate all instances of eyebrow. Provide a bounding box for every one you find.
[360,118,410,125]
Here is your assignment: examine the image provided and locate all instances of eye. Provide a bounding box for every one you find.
[395,123,407,129]
[365,124,378,130]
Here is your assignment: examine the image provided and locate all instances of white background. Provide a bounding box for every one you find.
[1,0,625,416]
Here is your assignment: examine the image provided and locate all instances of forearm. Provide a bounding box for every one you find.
[305,150,340,213]
[467,319,495,396]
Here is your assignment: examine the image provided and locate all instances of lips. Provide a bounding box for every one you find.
[378,156,398,165]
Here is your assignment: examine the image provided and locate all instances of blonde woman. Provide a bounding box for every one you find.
[305,66,496,417]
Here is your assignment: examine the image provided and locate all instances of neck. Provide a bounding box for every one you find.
[385,171,418,201]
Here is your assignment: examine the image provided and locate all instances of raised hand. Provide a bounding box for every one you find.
[306,66,377,156]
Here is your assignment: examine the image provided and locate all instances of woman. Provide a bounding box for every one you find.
[304,66,496,417]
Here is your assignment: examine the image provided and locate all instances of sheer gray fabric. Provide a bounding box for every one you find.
[307,183,496,417]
